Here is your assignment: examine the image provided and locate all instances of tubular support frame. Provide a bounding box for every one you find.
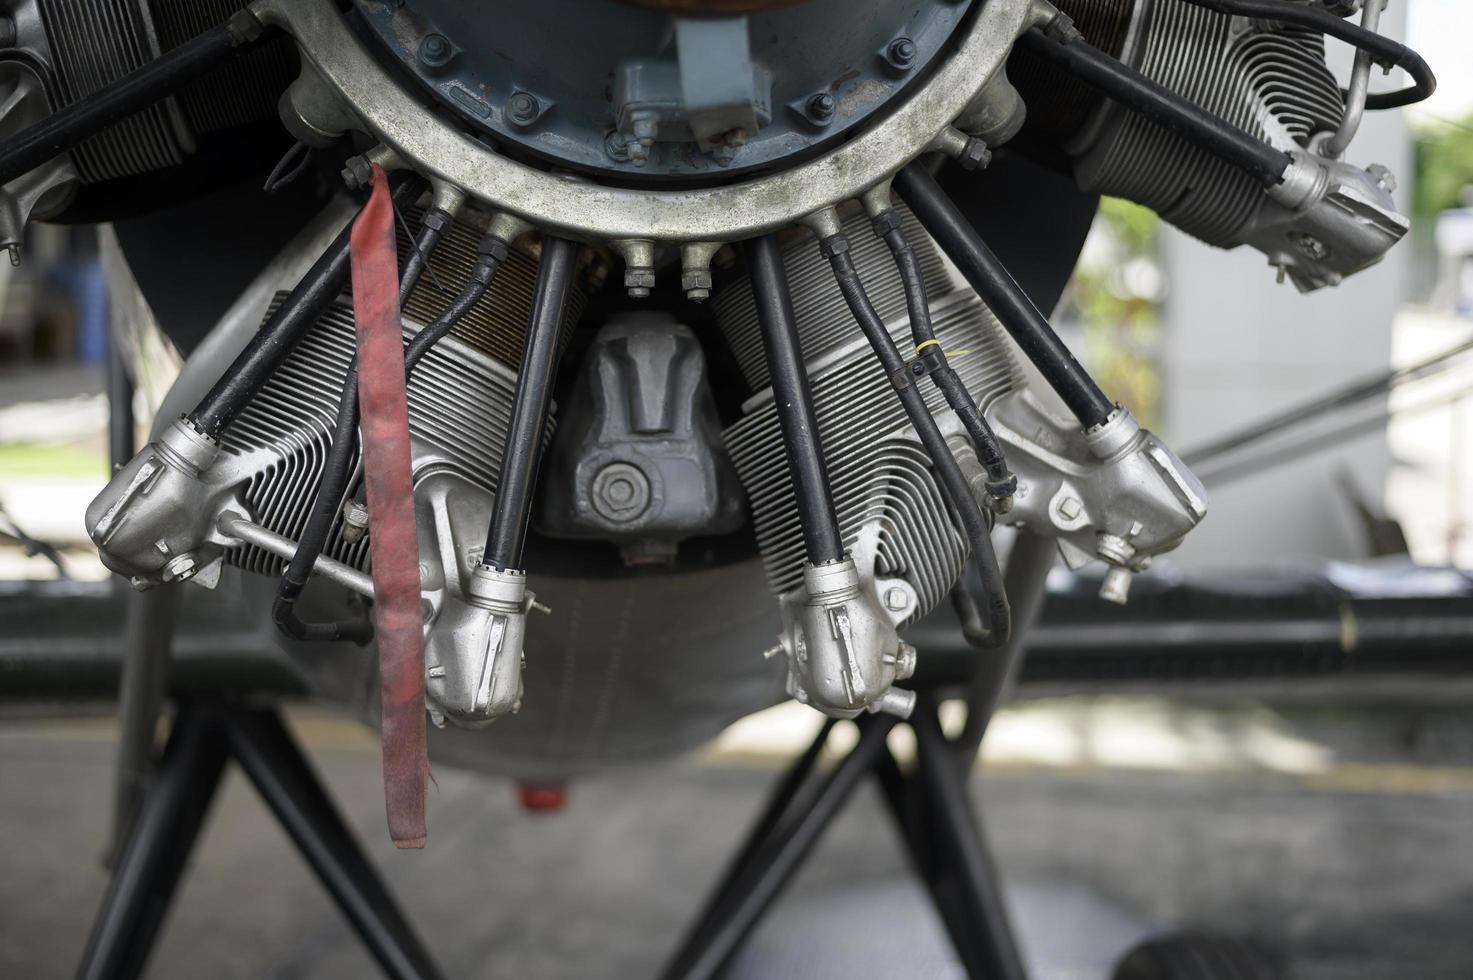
[661,698,1028,980]
[745,234,846,565]
[75,703,446,980]
[1016,27,1293,188]
[659,714,900,980]
[481,235,580,572]
[822,234,1010,646]
[894,163,1116,431]
[189,174,426,439]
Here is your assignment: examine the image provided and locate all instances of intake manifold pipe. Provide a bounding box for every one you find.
[747,235,917,719]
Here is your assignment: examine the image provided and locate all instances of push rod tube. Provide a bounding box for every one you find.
[745,234,846,566]
[275,232,505,642]
[894,163,1116,430]
[1017,27,1293,188]
[189,173,425,438]
[481,236,579,572]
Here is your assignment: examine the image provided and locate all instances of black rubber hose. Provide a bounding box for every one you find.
[745,234,846,566]
[481,236,580,572]
[398,208,451,308]
[189,173,426,439]
[872,210,1016,501]
[0,12,267,188]
[1017,27,1293,188]
[823,235,1010,646]
[1178,0,1436,110]
[894,163,1117,430]
[274,232,506,644]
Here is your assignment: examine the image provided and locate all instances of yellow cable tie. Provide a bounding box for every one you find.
[915,339,971,358]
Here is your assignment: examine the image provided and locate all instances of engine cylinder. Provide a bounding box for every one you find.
[716,204,1023,622]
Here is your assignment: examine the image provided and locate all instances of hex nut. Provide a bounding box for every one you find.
[807,93,836,124]
[886,37,917,70]
[507,91,540,126]
[589,462,652,524]
[418,33,453,70]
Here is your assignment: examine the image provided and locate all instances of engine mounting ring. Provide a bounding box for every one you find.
[255,0,1054,247]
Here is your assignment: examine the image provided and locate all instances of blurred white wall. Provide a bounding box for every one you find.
[1157,5,1414,566]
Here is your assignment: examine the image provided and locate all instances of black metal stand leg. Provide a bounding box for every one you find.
[660,715,899,980]
[672,717,838,954]
[77,704,230,980]
[909,699,1027,980]
[109,585,179,865]
[77,702,445,980]
[873,747,980,966]
[665,696,1028,980]
[224,707,445,980]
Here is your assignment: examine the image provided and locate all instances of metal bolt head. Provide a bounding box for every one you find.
[1058,496,1082,521]
[341,156,373,190]
[884,587,910,612]
[341,500,369,544]
[604,130,631,162]
[956,138,992,172]
[161,553,198,584]
[886,37,917,70]
[682,269,713,303]
[507,91,539,126]
[624,267,655,300]
[1366,163,1397,194]
[590,462,652,523]
[1289,231,1330,261]
[807,93,836,124]
[418,33,453,70]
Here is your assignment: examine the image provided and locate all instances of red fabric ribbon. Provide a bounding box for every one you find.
[350,164,429,848]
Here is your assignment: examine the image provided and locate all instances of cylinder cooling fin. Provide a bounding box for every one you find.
[217,215,587,581]
[717,204,1024,623]
[33,0,295,184]
[1014,0,1345,246]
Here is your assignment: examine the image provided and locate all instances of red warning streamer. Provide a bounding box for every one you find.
[350,164,429,848]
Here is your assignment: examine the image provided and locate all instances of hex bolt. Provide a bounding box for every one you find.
[807,93,836,124]
[617,240,656,299]
[886,37,917,71]
[957,137,993,172]
[507,91,540,126]
[1366,163,1397,194]
[340,155,373,190]
[681,242,721,302]
[418,33,453,71]
[590,462,651,524]
[604,130,631,162]
[161,553,198,584]
[341,499,370,544]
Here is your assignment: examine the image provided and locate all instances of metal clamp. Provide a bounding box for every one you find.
[891,344,949,392]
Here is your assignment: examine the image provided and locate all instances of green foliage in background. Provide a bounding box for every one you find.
[1414,113,1473,217]
[1067,197,1163,429]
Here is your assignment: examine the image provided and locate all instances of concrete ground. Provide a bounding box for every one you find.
[2,703,1472,980]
